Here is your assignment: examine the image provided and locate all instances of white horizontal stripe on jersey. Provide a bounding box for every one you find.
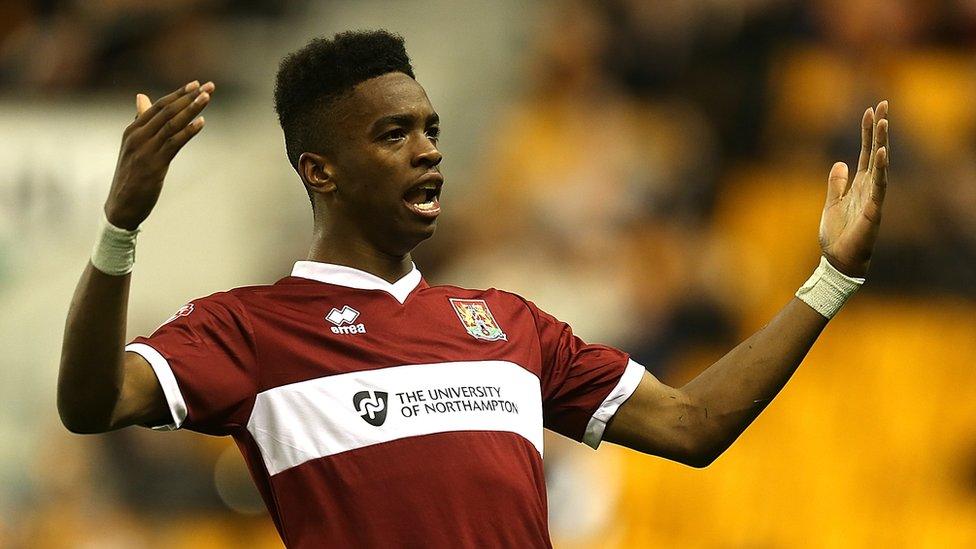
[247,360,544,476]
[583,359,646,449]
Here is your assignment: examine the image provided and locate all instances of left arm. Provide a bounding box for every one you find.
[604,101,889,467]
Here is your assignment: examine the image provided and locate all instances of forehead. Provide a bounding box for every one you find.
[333,72,435,130]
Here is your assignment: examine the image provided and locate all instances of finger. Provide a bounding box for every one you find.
[876,117,888,158]
[856,107,873,173]
[141,85,209,137]
[154,90,211,141]
[132,81,200,129]
[868,107,879,171]
[869,116,888,175]
[854,147,887,235]
[870,146,887,206]
[868,100,888,171]
[875,99,888,122]
[136,94,152,117]
[880,101,889,157]
[160,116,206,160]
[826,161,849,202]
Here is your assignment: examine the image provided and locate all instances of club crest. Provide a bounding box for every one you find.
[449,298,507,341]
[161,303,194,326]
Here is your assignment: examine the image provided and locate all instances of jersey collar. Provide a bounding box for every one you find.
[290,261,423,304]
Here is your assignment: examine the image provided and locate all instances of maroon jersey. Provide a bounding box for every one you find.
[126,261,644,548]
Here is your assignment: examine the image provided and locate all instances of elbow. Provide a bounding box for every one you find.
[58,409,112,434]
[58,412,98,434]
[668,437,721,468]
[672,421,727,468]
[61,419,104,435]
[57,404,108,434]
[675,398,733,468]
[657,432,722,469]
[682,448,720,469]
[57,389,111,435]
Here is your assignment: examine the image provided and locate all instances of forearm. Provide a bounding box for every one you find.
[680,297,827,460]
[57,263,131,432]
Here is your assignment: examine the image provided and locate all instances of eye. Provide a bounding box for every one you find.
[384,129,406,142]
[426,127,441,144]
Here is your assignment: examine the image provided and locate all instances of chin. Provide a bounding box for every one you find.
[385,220,437,256]
[412,219,438,244]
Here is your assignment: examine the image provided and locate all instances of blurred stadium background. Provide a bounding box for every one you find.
[1,0,975,547]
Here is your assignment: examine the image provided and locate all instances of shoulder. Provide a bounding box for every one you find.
[177,278,305,321]
[426,283,533,307]
[152,278,324,338]
[215,276,325,305]
[422,283,546,324]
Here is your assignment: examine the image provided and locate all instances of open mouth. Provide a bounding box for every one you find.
[402,176,442,219]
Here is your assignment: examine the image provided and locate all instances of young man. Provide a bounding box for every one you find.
[58,31,889,548]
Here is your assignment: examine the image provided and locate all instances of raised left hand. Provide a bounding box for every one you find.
[819,100,889,278]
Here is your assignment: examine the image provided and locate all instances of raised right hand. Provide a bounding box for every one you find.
[104,80,215,230]
[818,100,889,278]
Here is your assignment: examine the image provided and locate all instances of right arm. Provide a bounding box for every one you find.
[57,81,214,433]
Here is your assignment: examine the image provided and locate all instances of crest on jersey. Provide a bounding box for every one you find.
[449,298,507,342]
[161,303,194,326]
[353,390,388,426]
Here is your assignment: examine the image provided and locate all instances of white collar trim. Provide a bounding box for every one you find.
[291,261,422,304]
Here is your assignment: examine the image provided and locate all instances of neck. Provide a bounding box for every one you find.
[306,223,414,284]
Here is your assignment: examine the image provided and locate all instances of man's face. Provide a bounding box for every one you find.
[324,72,443,257]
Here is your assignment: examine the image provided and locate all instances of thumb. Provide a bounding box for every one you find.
[135,93,151,117]
[825,161,849,202]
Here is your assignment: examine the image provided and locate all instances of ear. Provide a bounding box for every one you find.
[298,152,337,195]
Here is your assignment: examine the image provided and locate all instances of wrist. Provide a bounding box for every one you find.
[821,252,867,279]
[91,212,140,276]
[103,203,143,232]
[795,256,865,319]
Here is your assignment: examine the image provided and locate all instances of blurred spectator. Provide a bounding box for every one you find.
[0,0,297,93]
[600,0,798,159]
[438,0,732,380]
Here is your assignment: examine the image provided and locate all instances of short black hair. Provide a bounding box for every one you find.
[274,30,416,186]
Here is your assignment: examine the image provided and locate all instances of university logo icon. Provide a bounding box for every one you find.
[353,390,388,426]
[449,298,507,341]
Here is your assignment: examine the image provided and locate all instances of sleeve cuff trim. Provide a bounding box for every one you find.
[583,359,645,449]
[125,342,188,430]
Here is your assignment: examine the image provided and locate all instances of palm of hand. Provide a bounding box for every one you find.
[819,101,889,278]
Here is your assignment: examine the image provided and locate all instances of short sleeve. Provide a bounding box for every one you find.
[523,299,645,449]
[126,292,258,436]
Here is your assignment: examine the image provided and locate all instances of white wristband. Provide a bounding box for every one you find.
[795,256,865,319]
[91,213,140,276]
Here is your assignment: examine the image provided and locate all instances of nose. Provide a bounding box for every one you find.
[413,139,442,169]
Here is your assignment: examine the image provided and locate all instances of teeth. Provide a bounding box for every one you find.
[415,200,436,211]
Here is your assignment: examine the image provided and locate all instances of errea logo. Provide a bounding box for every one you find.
[326,305,367,335]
